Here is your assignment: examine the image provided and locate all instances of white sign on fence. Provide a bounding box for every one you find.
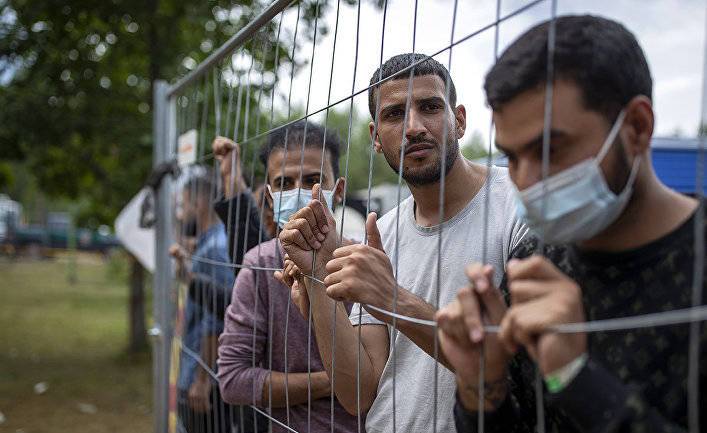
[177,129,198,167]
[114,188,155,272]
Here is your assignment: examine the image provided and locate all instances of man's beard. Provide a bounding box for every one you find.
[382,135,459,186]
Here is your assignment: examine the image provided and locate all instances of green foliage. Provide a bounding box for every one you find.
[461,129,489,161]
[324,107,399,191]
[0,161,12,189]
[0,0,360,224]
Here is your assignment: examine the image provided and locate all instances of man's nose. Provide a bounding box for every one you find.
[513,159,543,191]
[405,108,426,139]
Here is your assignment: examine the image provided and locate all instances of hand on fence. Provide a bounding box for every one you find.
[274,254,309,319]
[501,255,587,376]
[169,243,189,280]
[279,184,337,275]
[435,263,510,411]
[323,213,397,308]
[212,136,247,198]
[187,374,212,413]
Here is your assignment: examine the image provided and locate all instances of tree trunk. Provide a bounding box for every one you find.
[128,254,148,353]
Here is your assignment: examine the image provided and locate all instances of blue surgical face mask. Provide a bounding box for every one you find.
[268,179,339,229]
[515,109,641,244]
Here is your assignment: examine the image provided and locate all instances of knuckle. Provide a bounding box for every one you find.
[527,255,543,269]
[465,262,482,276]
[508,281,519,293]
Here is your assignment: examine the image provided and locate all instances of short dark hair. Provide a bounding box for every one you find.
[367,53,457,119]
[484,15,652,122]
[259,121,341,179]
[183,168,218,202]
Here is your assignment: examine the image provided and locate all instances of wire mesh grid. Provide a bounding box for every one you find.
[150,1,707,432]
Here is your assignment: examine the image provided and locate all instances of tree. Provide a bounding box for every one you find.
[461,129,489,161]
[0,0,362,353]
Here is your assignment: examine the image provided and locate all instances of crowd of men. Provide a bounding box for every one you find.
[170,14,707,433]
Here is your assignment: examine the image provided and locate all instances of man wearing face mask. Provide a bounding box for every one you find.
[437,15,707,432]
[216,121,359,433]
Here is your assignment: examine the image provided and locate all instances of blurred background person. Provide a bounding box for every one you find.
[170,170,236,433]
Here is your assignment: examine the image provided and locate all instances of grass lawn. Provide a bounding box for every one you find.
[0,253,153,433]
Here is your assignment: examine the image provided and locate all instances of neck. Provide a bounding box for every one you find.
[408,156,487,227]
[579,166,698,252]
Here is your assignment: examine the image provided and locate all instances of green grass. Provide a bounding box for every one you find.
[0,254,152,433]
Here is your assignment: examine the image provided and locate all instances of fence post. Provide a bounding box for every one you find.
[152,79,174,433]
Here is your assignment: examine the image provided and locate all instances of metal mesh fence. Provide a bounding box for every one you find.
[150,1,707,432]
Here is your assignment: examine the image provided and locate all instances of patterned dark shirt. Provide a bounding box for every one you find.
[455,207,707,432]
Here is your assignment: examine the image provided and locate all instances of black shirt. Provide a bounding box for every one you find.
[455,206,707,432]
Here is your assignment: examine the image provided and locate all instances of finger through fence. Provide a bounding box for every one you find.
[153,1,707,432]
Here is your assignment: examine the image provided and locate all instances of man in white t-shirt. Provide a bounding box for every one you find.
[279,53,526,432]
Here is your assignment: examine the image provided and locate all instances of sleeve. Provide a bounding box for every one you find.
[216,251,270,407]
[349,302,386,326]
[546,359,693,433]
[454,392,523,433]
[454,336,704,433]
[502,189,530,267]
[213,193,270,276]
[190,239,237,320]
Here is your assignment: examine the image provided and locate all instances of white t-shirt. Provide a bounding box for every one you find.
[349,166,527,433]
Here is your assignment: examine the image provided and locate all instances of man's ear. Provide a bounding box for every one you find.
[622,96,654,158]
[333,177,346,204]
[454,104,467,140]
[369,121,383,154]
[263,179,274,208]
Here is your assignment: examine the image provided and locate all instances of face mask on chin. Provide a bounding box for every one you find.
[267,179,339,229]
[514,109,641,245]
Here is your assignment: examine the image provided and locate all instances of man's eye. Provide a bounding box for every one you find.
[385,109,404,119]
[422,103,441,112]
[276,179,292,189]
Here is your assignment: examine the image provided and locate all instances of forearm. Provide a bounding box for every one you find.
[306,274,381,414]
[261,371,330,408]
[369,287,453,371]
[197,335,219,382]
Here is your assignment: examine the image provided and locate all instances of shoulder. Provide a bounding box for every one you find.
[242,238,279,266]
[487,166,514,198]
[198,224,228,258]
[377,196,414,235]
[509,236,574,273]
[202,223,228,246]
[484,166,521,219]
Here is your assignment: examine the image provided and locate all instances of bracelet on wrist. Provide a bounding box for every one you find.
[544,353,588,394]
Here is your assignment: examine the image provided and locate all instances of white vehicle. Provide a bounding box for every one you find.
[0,194,22,242]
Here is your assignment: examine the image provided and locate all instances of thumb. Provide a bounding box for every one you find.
[365,212,384,251]
[312,183,335,224]
[312,183,322,202]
